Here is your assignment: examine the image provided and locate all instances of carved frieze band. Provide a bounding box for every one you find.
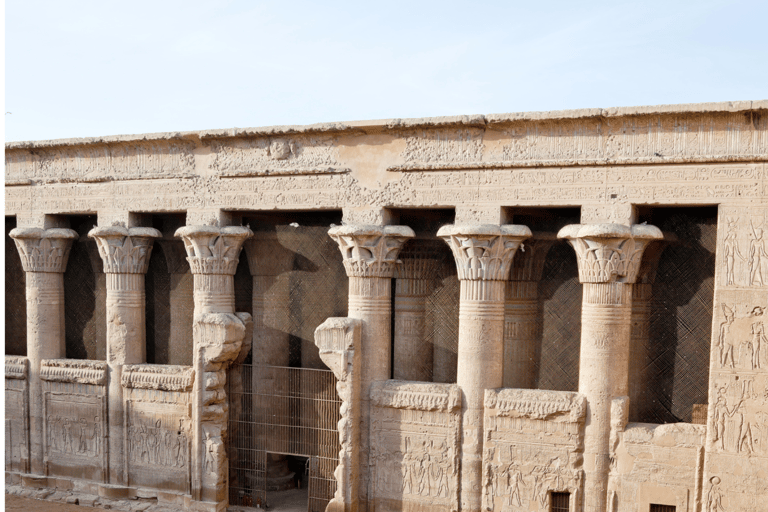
[122,364,195,392]
[558,223,663,283]
[5,356,29,380]
[175,225,253,275]
[88,226,161,274]
[437,224,531,281]
[371,381,461,412]
[485,388,587,423]
[40,359,108,385]
[9,228,78,273]
[328,225,415,278]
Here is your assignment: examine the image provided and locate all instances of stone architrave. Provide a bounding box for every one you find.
[175,225,253,506]
[437,224,531,512]
[328,224,414,510]
[88,226,161,485]
[243,233,295,490]
[628,234,674,422]
[314,317,362,512]
[393,239,443,382]
[558,223,662,512]
[9,227,78,475]
[504,232,556,389]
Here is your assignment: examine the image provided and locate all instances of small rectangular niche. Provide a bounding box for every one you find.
[650,505,676,512]
[550,491,570,512]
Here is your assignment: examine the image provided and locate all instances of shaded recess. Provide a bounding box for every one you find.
[5,216,27,356]
[146,213,192,365]
[64,215,105,360]
[389,208,456,383]
[508,207,582,392]
[636,206,716,424]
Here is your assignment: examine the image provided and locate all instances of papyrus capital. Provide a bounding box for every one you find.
[557,223,663,284]
[328,225,414,278]
[88,226,162,274]
[437,224,531,281]
[175,225,253,275]
[9,227,78,273]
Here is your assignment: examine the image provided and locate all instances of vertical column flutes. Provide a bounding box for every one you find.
[89,226,161,485]
[328,224,414,511]
[9,227,78,476]
[437,224,531,512]
[558,223,662,512]
[503,233,556,389]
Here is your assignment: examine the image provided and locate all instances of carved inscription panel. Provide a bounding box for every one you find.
[5,378,29,473]
[483,389,586,512]
[370,381,461,512]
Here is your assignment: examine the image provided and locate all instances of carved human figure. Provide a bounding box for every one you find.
[719,304,736,368]
[723,218,745,286]
[204,432,216,475]
[707,476,725,512]
[749,226,768,286]
[749,307,767,370]
[505,464,524,507]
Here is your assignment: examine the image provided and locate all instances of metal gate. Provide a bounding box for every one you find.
[228,364,341,511]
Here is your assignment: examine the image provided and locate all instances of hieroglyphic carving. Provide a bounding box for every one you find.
[5,356,29,473]
[370,381,461,512]
[5,140,196,184]
[719,207,768,288]
[208,135,345,176]
[483,388,585,512]
[401,127,485,163]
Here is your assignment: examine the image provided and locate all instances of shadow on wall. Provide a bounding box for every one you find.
[6,216,27,356]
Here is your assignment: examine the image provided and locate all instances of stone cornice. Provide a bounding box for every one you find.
[175,225,253,275]
[5,356,28,380]
[557,223,663,284]
[9,227,78,273]
[88,226,162,274]
[437,224,531,281]
[40,359,108,385]
[122,364,195,391]
[328,225,415,278]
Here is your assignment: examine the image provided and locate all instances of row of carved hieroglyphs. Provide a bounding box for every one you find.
[5,141,196,183]
[207,135,342,175]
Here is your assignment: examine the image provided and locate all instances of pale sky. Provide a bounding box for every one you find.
[5,0,768,142]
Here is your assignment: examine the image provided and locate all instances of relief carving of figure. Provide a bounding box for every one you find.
[718,304,736,368]
[749,307,767,370]
[504,463,525,507]
[749,224,768,286]
[723,218,745,286]
[707,476,726,512]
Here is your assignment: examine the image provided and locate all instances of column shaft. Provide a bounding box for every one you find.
[393,280,431,382]
[579,282,632,512]
[26,272,66,475]
[503,281,541,389]
[457,279,506,511]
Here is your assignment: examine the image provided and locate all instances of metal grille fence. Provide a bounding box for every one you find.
[227,364,341,511]
[550,491,571,512]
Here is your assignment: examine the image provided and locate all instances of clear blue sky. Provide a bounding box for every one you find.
[5,0,768,142]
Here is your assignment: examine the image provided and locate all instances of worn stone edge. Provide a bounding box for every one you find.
[370,380,461,412]
[121,364,195,391]
[7,100,765,149]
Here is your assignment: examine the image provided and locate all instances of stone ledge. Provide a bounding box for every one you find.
[40,359,108,385]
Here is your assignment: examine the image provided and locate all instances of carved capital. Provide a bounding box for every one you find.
[175,225,253,275]
[509,232,557,282]
[9,227,78,273]
[557,223,662,284]
[88,226,161,274]
[328,225,415,278]
[437,224,531,281]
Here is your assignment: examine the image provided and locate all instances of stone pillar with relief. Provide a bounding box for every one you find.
[558,223,662,512]
[89,226,161,485]
[328,224,414,510]
[437,224,531,512]
[503,232,556,389]
[393,239,444,382]
[175,225,253,506]
[9,227,78,476]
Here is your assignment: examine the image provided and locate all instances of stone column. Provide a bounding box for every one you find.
[558,223,662,512]
[437,224,531,512]
[328,225,414,510]
[503,232,556,389]
[393,239,443,382]
[244,233,295,490]
[175,225,253,504]
[9,227,78,476]
[88,226,161,485]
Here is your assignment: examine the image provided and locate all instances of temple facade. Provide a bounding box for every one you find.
[4,101,768,512]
